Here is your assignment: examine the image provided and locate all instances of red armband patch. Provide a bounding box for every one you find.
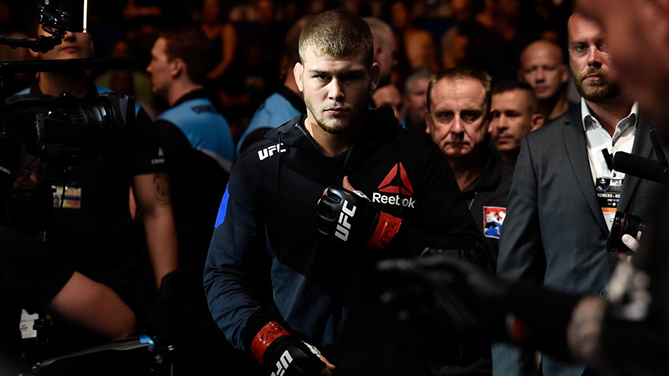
[367,212,402,250]
[250,321,291,365]
[508,315,532,342]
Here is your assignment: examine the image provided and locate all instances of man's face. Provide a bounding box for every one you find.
[426,77,488,158]
[146,37,173,98]
[36,30,93,61]
[294,47,379,135]
[519,41,569,100]
[404,77,430,126]
[372,84,404,121]
[490,89,540,153]
[568,13,620,102]
[577,0,669,126]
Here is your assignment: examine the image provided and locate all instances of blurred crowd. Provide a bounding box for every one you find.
[0,0,574,140]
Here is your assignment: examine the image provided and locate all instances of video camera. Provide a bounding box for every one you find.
[0,0,136,173]
[0,0,87,53]
[606,128,669,254]
[6,92,134,167]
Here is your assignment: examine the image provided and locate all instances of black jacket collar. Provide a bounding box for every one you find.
[264,106,399,153]
[171,89,208,107]
[277,85,305,113]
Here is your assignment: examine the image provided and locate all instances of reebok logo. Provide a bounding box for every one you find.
[373,163,416,209]
[378,163,413,195]
[372,193,415,208]
[335,200,356,241]
[258,143,287,160]
[270,350,293,376]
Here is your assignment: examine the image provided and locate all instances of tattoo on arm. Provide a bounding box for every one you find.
[153,172,171,205]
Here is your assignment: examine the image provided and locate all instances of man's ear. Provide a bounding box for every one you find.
[560,64,569,84]
[370,62,380,93]
[531,112,545,131]
[294,62,304,93]
[171,58,184,78]
[424,109,432,134]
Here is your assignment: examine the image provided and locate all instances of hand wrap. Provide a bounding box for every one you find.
[250,322,326,376]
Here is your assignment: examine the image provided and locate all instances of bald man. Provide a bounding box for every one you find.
[364,17,398,87]
[519,39,575,121]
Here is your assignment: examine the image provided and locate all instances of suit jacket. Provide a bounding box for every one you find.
[492,104,668,376]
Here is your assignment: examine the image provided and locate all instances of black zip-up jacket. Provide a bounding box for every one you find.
[204,107,491,367]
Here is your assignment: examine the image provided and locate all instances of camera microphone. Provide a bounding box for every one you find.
[612,152,669,186]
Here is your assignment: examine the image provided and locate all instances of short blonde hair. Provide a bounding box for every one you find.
[298,10,374,67]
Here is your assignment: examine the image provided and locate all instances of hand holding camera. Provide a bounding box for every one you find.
[607,211,646,261]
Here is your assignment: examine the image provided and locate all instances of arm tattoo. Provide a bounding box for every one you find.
[567,297,606,360]
[153,172,171,206]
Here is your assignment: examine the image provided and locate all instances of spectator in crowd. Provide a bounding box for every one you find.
[426,67,513,261]
[493,12,664,376]
[95,39,155,116]
[489,80,544,165]
[236,17,309,154]
[389,0,440,72]
[219,0,285,135]
[403,66,433,133]
[518,39,575,121]
[441,26,470,69]
[424,66,511,374]
[465,0,522,80]
[147,26,234,266]
[146,26,238,374]
[200,0,238,85]
[364,17,398,87]
[372,83,404,122]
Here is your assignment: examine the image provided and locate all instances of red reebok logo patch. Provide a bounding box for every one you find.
[378,163,414,196]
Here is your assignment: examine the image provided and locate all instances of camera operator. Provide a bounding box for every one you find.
[0,126,136,375]
[9,26,177,356]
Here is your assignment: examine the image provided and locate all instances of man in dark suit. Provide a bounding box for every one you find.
[492,12,669,376]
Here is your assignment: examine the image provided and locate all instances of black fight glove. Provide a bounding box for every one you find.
[376,255,509,339]
[316,185,402,250]
[250,322,326,376]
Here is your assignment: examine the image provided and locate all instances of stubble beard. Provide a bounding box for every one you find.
[574,70,621,102]
[306,99,357,135]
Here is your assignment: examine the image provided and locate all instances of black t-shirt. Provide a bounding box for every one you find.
[0,227,73,375]
[8,84,167,355]
[154,119,228,268]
